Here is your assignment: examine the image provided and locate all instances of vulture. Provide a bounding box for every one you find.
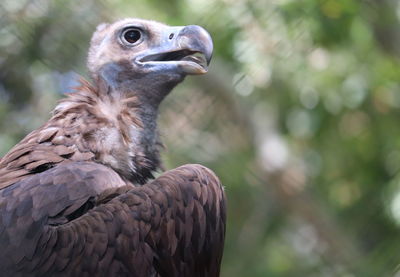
[0,18,226,277]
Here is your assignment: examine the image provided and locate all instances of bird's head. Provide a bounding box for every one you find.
[87,18,213,103]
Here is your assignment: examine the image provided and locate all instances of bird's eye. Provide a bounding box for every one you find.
[122,28,142,44]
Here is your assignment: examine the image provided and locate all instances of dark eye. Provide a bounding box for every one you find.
[122,28,141,44]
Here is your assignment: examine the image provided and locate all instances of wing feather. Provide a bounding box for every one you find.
[0,162,226,276]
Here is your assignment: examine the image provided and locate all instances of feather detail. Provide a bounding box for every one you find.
[0,77,159,189]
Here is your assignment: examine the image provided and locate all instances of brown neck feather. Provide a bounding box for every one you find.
[0,77,162,189]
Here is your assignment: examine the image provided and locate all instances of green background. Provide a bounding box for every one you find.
[1,0,400,276]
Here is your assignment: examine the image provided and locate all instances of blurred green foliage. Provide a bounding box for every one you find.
[1,0,400,276]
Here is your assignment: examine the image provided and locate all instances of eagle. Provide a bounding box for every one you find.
[0,18,226,277]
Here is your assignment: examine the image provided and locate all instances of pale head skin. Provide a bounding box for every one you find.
[86,18,213,105]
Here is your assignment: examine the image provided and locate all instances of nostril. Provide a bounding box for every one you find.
[169,33,174,39]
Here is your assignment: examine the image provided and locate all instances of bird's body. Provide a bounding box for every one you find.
[0,18,226,276]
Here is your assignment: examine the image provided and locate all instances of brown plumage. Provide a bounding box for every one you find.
[0,18,226,276]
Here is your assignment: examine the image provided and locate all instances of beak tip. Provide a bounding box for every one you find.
[200,28,214,65]
[180,25,214,66]
[206,53,213,66]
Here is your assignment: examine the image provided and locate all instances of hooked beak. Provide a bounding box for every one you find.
[137,25,213,75]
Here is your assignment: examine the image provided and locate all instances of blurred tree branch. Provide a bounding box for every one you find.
[366,0,400,58]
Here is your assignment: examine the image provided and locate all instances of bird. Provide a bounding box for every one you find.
[0,18,226,277]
